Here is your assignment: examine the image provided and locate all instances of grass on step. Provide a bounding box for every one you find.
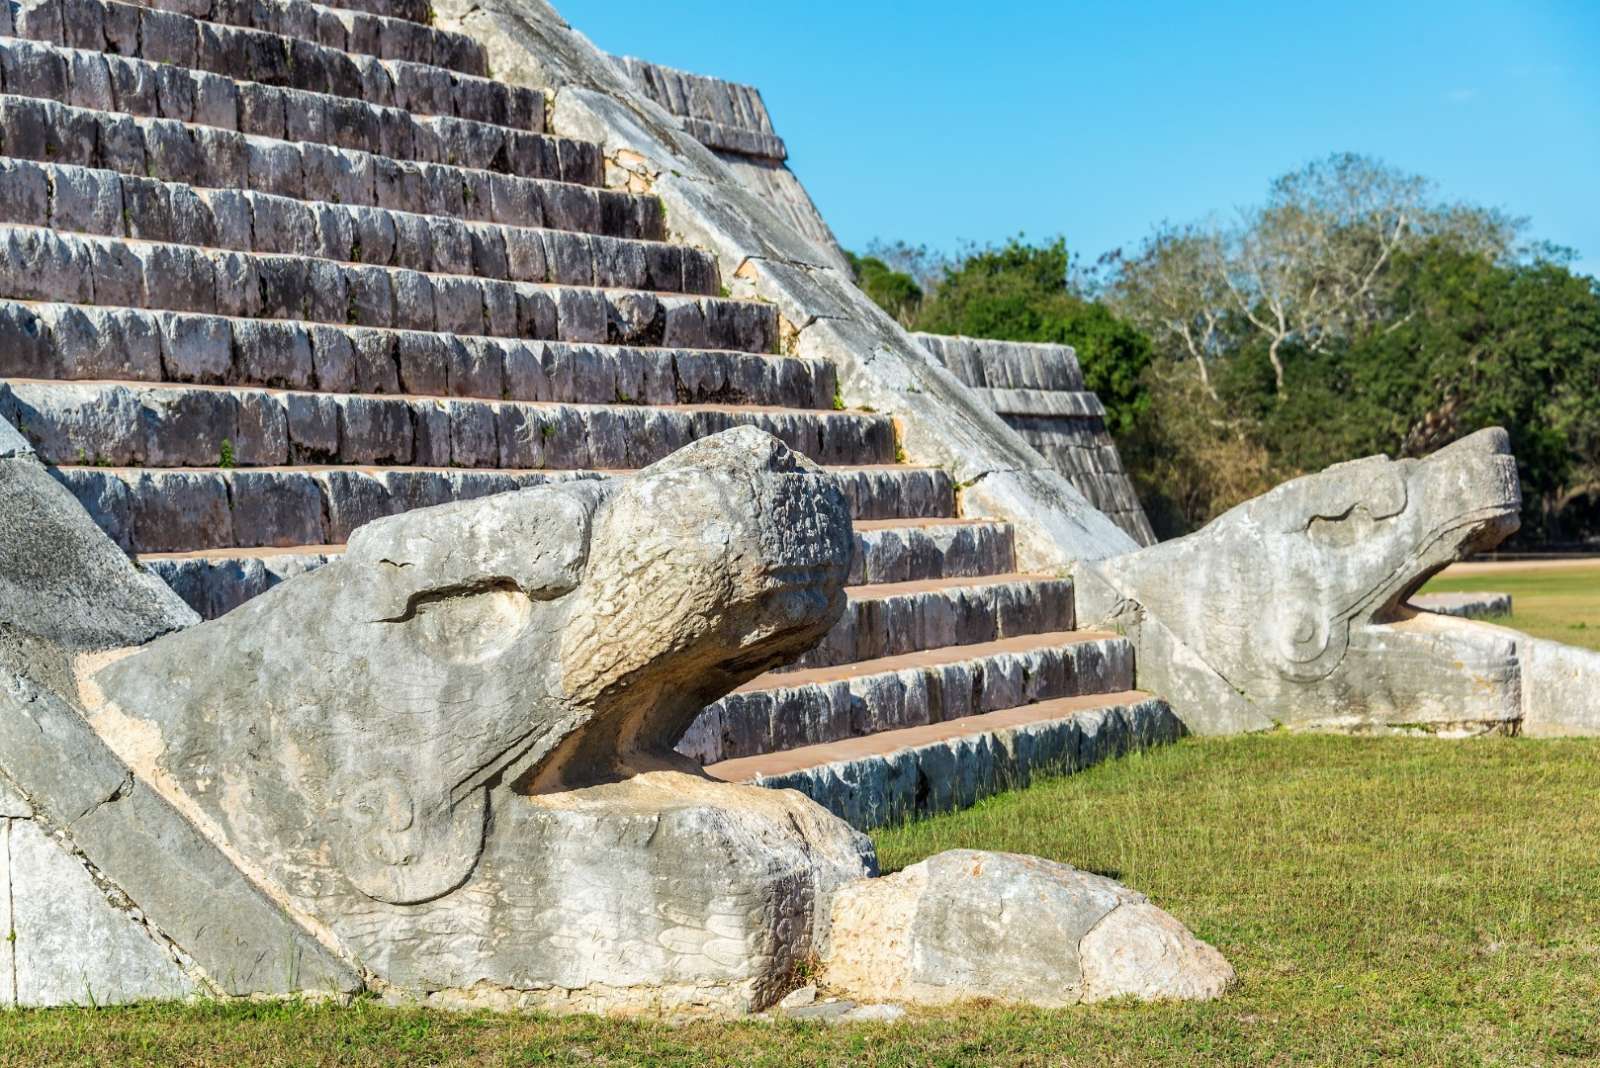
[1421,561,1600,650]
[4,734,1599,1066]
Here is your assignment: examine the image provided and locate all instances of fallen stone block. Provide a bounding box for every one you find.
[821,850,1233,1007]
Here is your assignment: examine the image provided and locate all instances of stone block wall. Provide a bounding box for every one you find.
[914,334,1155,545]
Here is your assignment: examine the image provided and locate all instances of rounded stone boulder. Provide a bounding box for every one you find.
[820,849,1233,1007]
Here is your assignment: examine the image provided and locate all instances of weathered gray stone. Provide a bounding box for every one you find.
[682,636,1134,766]
[1516,634,1600,736]
[0,773,31,817]
[8,817,196,1007]
[0,411,357,1000]
[86,429,874,1011]
[0,414,30,459]
[1076,429,1525,734]
[822,851,1233,1007]
[0,422,195,653]
[797,576,1074,671]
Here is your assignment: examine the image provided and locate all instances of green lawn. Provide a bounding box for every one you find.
[1422,562,1600,650]
[7,734,1600,1067]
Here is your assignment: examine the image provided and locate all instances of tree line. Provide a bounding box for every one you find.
[849,154,1600,545]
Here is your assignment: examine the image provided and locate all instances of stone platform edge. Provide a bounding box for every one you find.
[724,694,1183,830]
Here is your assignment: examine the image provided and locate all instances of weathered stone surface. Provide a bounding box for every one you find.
[797,575,1074,671]
[605,55,853,277]
[0,411,358,1001]
[1077,429,1526,734]
[1461,625,1600,738]
[0,412,30,457]
[822,850,1233,1007]
[86,429,873,1011]
[8,817,196,1007]
[0,821,9,1007]
[0,415,195,654]
[0,772,29,817]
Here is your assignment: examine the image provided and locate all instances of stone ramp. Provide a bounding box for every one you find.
[0,0,1156,837]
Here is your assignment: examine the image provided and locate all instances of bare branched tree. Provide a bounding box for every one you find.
[1112,153,1521,398]
[1109,224,1231,399]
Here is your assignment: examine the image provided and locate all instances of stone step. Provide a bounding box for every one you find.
[798,573,1075,671]
[312,0,431,26]
[680,631,1133,766]
[705,691,1182,830]
[137,517,1015,617]
[124,0,489,80]
[9,0,543,133]
[0,301,829,409]
[0,43,634,211]
[0,228,772,352]
[2,378,893,478]
[0,161,710,294]
[847,518,1013,586]
[57,462,958,553]
[0,95,647,243]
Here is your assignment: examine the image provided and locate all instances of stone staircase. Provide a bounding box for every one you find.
[0,0,1173,826]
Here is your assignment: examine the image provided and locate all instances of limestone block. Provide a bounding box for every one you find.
[336,394,413,463]
[0,159,48,230]
[8,818,195,1007]
[158,312,231,384]
[1,37,67,102]
[53,466,133,549]
[125,470,234,553]
[229,471,327,548]
[1494,630,1600,737]
[138,388,237,467]
[0,226,92,303]
[44,304,164,382]
[316,468,394,541]
[1,380,146,466]
[1,775,28,815]
[822,851,1232,1007]
[45,162,122,235]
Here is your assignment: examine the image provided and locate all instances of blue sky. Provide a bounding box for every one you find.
[574,1,1599,278]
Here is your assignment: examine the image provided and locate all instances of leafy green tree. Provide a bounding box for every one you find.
[844,251,922,325]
